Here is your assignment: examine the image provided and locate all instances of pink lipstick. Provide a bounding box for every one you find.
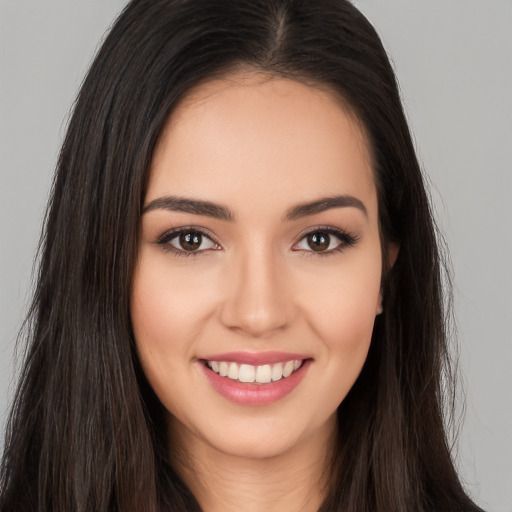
[199,352,312,406]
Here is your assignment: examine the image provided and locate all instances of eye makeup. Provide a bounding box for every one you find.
[155,226,221,257]
[291,225,360,257]
[154,224,360,258]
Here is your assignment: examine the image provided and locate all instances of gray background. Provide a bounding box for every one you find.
[1,1,510,510]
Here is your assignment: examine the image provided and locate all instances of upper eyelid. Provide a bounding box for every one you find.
[291,226,359,252]
[292,225,353,243]
[155,224,357,249]
[157,225,219,244]
[155,227,221,258]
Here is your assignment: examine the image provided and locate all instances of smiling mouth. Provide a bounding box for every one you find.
[204,359,305,384]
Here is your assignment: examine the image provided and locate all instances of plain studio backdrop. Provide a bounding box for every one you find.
[0,1,511,510]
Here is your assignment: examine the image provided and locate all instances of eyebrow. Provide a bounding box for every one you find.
[284,195,368,221]
[143,194,367,221]
[143,196,235,221]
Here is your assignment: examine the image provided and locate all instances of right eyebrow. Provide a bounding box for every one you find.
[142,196,235,221]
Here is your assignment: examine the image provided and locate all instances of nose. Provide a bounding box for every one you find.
[219,246,292,338]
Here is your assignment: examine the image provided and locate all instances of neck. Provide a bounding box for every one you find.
[169,416,337,512]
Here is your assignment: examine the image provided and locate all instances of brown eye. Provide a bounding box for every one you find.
[306,232,331,251]
[179,232,203,251]
[162,230,218,254]
[293,228,358,254]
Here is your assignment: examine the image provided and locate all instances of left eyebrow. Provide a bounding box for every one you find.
[284,195,368,221]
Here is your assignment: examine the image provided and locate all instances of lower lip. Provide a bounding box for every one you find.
[200,359,312,406]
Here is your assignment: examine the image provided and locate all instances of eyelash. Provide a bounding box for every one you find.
[292,226,360,257]
[155,226,220,258]
[155,225,359,258]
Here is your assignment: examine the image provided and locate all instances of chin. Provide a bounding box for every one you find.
[169,408,338,462]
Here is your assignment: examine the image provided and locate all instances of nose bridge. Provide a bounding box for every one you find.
[220,242,291,337]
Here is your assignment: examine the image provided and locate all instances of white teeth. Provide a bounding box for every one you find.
[282,361,294,378]
[219,361,229,377]
[206,359,304,384]
[271,363,283,381]
[239,364,256,383]
[228,362,239,380]
[255,364,272,383]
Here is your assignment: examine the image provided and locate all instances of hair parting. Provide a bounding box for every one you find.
[1,1,482,511]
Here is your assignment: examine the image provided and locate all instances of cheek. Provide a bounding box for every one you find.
[130,253,215,399]
[131,251,216,351]
[299,251,382,347]
[296,247,381,411]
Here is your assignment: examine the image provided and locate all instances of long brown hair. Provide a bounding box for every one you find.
[1,1,482,511]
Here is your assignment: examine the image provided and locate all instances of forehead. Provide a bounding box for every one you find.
[148,72,376,219]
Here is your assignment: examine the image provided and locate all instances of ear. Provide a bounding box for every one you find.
[376,242,400,316]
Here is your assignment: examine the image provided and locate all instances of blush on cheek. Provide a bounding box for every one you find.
[313,288,379,343]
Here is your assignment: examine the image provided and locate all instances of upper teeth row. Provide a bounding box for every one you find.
[206,360,303,384]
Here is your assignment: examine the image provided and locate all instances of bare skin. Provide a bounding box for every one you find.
[131,72,388,511]
[170,411,337,512]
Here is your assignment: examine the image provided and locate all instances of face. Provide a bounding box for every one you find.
[131,73,383,460]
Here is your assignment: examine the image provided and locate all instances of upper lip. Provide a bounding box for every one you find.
[200,351,310,365]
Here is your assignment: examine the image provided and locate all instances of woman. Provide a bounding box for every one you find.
[0,0,483,511]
